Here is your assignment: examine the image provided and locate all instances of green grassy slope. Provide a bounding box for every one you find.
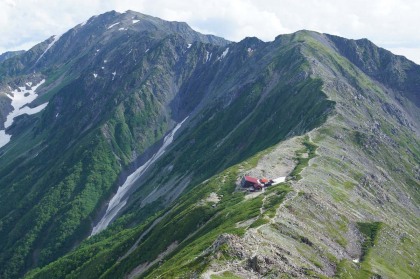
[21,34,336,278]
[0,32,206,278]
[25,146,291,279]
[2,28,418,279]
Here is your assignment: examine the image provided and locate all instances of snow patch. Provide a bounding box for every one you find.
[145,49,149,53]
[187,43,192,49]
[20,102,48,116]
[132,19,140,24]
[80,20,87,27]
[352,258,360,263]
[0,130,11,148]
[91,117,189,235]
[205,51,212,62]
[93,73,98,78]
[221,47,229,58]
[4,80,46,128]
[217,47,229,61]
[118,27,126,31]
[103,60,107,63]
[36,35,61,64]
[107,22,120,29]
[112,71,116,81]
[0,80,47,148]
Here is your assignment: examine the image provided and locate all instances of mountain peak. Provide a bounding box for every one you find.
[81,10,229,46]
[0,11,418,279]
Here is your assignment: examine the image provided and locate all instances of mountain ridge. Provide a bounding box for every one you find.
[0,10,418,279]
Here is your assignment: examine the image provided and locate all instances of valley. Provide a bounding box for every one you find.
[0,10,418,279]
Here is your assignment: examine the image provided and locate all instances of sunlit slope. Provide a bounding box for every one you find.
[0,12,418,279]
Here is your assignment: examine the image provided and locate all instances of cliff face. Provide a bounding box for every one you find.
[0,11,418,279]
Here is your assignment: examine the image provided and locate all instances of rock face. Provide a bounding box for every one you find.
[0,11,418,279]
[204,233,308,278]
[0,50,25,63]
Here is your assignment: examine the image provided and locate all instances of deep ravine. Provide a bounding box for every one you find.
[91,117,189,235]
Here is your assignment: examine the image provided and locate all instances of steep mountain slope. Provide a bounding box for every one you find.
[0,10,229,278]
[0,11,418,279]
[182,32,420,278]
[27,31,418,279]
[0,50,25,63]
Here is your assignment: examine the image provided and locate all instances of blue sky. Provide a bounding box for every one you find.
[1,0,419,64]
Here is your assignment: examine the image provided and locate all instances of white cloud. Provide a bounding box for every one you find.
[386,47,420,65]
[0,0,419,64]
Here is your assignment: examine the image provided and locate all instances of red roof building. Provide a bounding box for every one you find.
[241,176,263,189]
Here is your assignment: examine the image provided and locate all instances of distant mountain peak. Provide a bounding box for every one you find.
[0,50,25,63]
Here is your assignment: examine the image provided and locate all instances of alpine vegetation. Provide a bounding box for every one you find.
[0,10,418,279]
